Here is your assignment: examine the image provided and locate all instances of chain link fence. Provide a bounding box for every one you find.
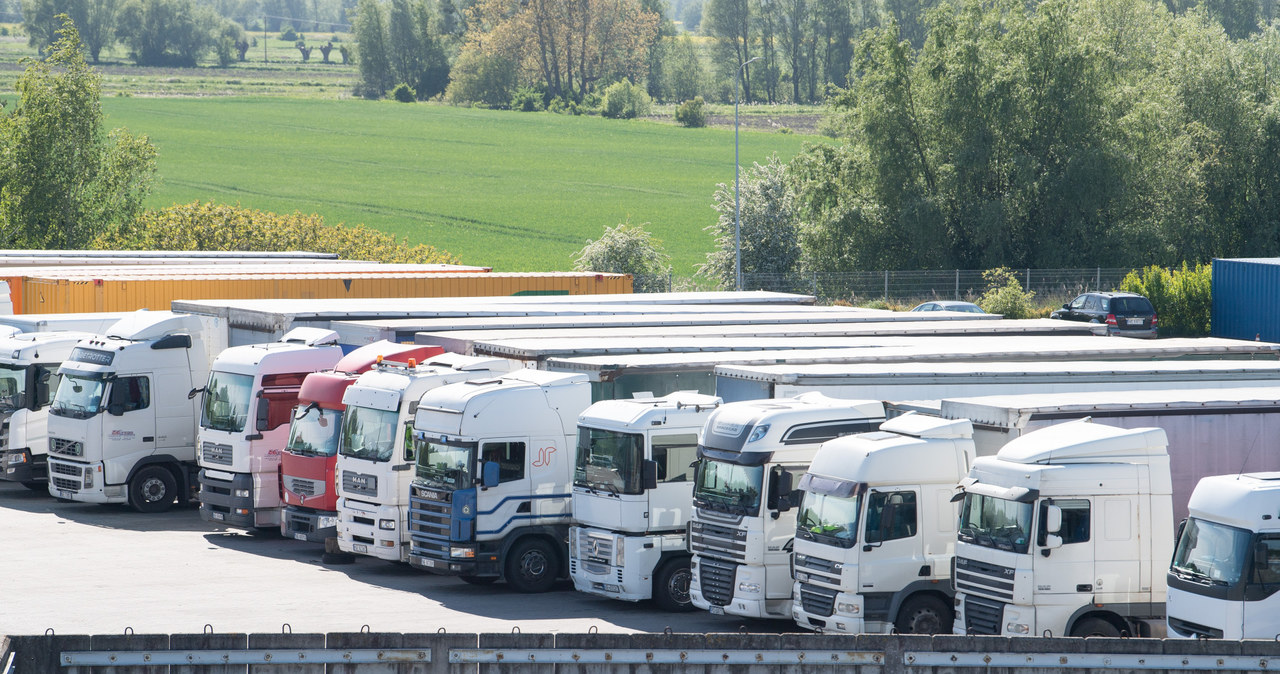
[717,268,1136,305]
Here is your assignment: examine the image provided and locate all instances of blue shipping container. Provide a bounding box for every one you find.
[1212,258,1280,342]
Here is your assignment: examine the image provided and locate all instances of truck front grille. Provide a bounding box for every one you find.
[285,476,322,498]
[201,441,233,466]
[49,438,82,457]
[954,557,1016,602]
[341,470,377,497]
[689,519,748,563]
[581,532,614,574]
[795,554,841,586]
[798,583,837,617]
[407,483,452,558]
[963,594,1005,635]
[697,556,737,607]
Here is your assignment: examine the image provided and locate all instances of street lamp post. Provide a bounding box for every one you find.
[734,56,762,292]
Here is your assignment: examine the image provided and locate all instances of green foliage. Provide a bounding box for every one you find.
[699,154,800,289]
[116,0,220,66]
[976,268,1037,319]
[1119,263,1212,337]
[391,82,416,102]
[444,49,517,108]
[675,96,706,127]
[0,19,156,249]
[99,202,459,264]
[353,0,392,96]
[511,87,545,112]
[279,26,297,41]
[573,221,672,293]
[22,0,119,62]
[602,80,652,119]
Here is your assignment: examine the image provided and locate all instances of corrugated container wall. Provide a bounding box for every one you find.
[21,272,632,314]
[1211,258,1280,342]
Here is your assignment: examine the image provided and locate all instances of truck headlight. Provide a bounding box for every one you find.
[568,530,578,558]
[737,582,760,595]
[378,519,396,530]
[7,452,26,465]
[1006,622,1030,634]
[83,467,94,488]
[234,489,250,498]
[614,543,624,567]
[836,602,860,615]
[450,546,475,559]
[318,516,338,530]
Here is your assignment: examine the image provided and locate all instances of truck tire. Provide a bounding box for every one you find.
[895,594,952,634]
[129,466,177,513]
[653,558,693,612]
[504,538,558,593]
[1070,617,1122,638]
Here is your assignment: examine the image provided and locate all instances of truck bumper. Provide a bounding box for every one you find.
[408,540,501,577]
[339,500,406,562]
[0,448,43,483]
[281,505,337,542]
[199,470,280,529]
[46,458,127,504]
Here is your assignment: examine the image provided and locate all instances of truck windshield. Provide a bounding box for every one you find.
[958,493,1033,554]
[340,405,400,462]
[50,371,106,419]
[797,492,860,548]
[284,405,342,457]
[693,458,763,515]
[1171,518,1253,587]
[414,438,474,489]
[0,363,29,412]
[201,371,253,433]
[574,426,643,495]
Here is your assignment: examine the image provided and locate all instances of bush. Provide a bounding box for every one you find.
[444,50,517,108]
[573,221,672,293]
[511,87,545,112]
[1118,263,1212,337]
[977,267,1037,318]
[601,80,651,119]
[280,27,298,41]
[674,96,706,128]
[392,83,416,102]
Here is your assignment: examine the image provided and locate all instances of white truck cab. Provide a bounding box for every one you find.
[951,419,1173,638]
[688,393,886,620]
[569,391,722,611]
[45,311,219,512]
[335,353,515,562]
[792,412,975,634]
[1167,473,1280,639]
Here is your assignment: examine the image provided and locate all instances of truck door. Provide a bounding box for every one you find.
[106,375,157,461]
[860,488,922,622]
[478,439,530,537]
[1032,498,1095,617]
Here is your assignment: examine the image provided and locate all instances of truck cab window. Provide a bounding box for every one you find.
[864,490,917,543]
[652,433,697,483]
[1253,535,1280,585]
[112,376,150,413]
[1038,499,1090,545]
[482,441,525,483]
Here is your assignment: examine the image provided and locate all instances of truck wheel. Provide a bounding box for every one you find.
[504,538,558,593]
[653,558,693,612]
[460,575,498,585]
[129,466,177,513]
[895,595,952,634]
[1070,617,1122,638]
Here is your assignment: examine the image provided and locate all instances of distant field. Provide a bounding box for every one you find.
[102,97,822,275]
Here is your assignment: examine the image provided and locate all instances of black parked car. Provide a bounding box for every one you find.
[1050,292,1158,338]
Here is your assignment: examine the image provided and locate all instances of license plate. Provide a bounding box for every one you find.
[353,544,368,553]
[212,512,225,521]
[293,533,307,541]
[709,606,725,615]
[421,558,438,568]
[1126,318,1143,325]
[58,490,73,499]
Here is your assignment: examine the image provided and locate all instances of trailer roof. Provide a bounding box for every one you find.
[545,337,1280,379]
[0,250,340,264]
[12,265,502,280]
[940,385,1280,419]
[715,358,1280,383]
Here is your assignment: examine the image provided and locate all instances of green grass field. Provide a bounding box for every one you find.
[102,97,822,275]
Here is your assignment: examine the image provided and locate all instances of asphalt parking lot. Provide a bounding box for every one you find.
[0,481,782,637]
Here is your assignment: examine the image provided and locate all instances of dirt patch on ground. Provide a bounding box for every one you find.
[644,110,826,135]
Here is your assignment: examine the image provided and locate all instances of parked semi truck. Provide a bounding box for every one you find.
[790,412,975,634]
[1166,473,1280,639]
[334,353,515,562]
[45,311,222,512]
[280,341,443,543]
[569,391,722,611]
[687,393,886,619]
[194,328,346,530]
[407,369,591,591]
[951,419,1174,638]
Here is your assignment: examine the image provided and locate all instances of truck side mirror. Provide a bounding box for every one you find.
[1042,534,1063,555]
[770,469,795,513]
[187,386,206,400]
[107,402,125,416]
[32,369,50,410]
[641,459,658,491]
[481,461,500,488]
[256,396,271,432]
[1256,542,1270,569]
[1045,505,1063,535]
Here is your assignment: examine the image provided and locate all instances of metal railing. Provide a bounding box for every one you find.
[736,268,1135,304]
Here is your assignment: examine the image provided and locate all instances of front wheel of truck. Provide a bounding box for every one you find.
[653,558,694,612]
[505,538,558,593]
[895,594,952,634]
[129,466,177,513]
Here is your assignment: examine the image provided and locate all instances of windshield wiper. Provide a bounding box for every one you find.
[1172,566,1214,585]
[588,481,619,495]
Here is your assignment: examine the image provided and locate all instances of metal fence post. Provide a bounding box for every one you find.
[955,270,959,300]
[1096,267,1101,290]
[884,270,889,300]
[1025,268,1031,292]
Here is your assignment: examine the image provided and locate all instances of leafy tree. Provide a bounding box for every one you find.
[1119,263,1212,336]
[573,221,672,293]
[704,0,752,101]
[601,79,651,118]
[674,95,706,127]
[353,0,392,95]
[22,0,120,61]
[355,0,449,99]
[0,19,156,249]
[444,48,518,107]
[99,202,460,264]
[666,34,706,102]
[116,0,220,66]
[699,154,800,290]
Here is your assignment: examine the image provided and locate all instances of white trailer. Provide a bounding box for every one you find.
[1166,473,1280,639]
